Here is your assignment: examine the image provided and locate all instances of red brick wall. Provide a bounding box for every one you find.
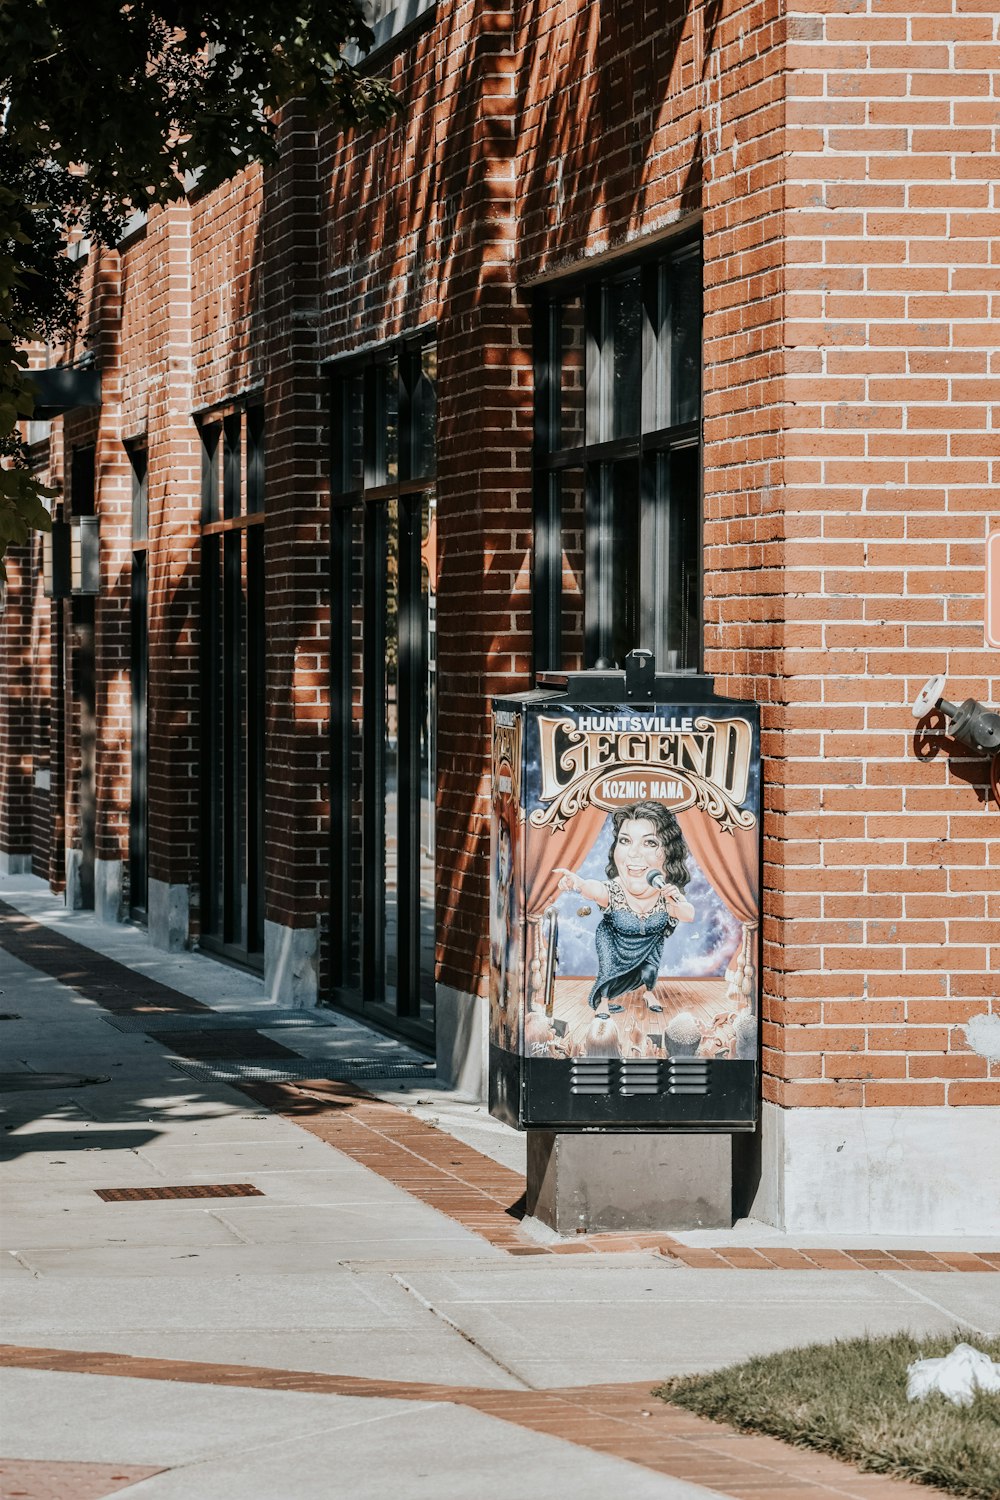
[258,115,330,944]
[190,168,263,412]
[3,0,996,1106]
[765,0,999,1107]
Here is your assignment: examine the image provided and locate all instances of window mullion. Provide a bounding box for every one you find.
[362,499,387,1002]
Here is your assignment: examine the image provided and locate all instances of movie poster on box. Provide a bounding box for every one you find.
[489,709,523,1052]
[518,704,760,1064]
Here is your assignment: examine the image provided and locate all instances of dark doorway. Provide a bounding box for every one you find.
[199,410,266,969]
[330,342,437,1045]
[68,446,96,910]
[129,445,149,921]
[69,597,96,909]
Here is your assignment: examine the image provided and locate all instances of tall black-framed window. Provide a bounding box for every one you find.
[199,406,266,968]
[69,445,97,909]
[330,338,437,1043]
[128,442,149,921]
[533,234,703,674]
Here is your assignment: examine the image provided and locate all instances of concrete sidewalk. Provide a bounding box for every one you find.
[2,873,997,1500]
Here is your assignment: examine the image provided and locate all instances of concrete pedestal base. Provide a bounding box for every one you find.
[753,1100,1000,1234]
[95,858,124,924]
[0,851,32,876]
[148,879,189,952]
[264,919,318,1007]
[64,848,88,910]
[435,986,486,1099]
[526,1130,734,1235]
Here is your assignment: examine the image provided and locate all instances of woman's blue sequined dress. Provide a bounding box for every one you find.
[587,879,676,1009]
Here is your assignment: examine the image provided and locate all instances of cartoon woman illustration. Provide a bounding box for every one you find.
[491,814,513,1013]
[555,801,694,1016]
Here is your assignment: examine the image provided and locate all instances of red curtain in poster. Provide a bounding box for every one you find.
[523,806,608,1015]
[677,807,759,1009]
[676,810,758,923]
[524,806,608,917]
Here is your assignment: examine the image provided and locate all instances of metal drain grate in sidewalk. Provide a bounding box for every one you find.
[103,1009,338,1033]
[95,1183,265,1202]
[170,1058,435,1084]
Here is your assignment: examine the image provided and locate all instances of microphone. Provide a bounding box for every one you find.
[646,871,666,890]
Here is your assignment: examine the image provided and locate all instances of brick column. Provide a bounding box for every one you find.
[433,0,533,1086]
[766,0,999,1231]
[259,108,330,1003]
[145,203,200,950]
[700,0,788,1215]
[701,0,1000,1232]
[91,247,133,922]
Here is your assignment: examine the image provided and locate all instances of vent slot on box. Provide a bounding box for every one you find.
[570,1060,612,1095]
[667,1058,710,1095]
[619,1060,661,1095]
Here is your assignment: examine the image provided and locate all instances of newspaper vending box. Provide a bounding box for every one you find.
[489,660,761,1131]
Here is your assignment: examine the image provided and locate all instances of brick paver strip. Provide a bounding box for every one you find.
[1,901,997,1273]
[244,1079,999,1270]
[0,1347,951,1500]
[0,1459,164,1500]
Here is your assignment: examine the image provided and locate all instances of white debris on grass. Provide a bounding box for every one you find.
[906,1343,1000,1407]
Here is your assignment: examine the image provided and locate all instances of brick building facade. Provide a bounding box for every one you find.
[2,0,998,1231]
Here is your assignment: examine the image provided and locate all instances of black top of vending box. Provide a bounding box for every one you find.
[531,650,719,706]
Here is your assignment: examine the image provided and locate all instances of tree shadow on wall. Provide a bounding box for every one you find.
[89,0,711,1005]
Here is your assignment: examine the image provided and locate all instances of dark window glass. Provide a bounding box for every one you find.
[246,408,265,514]
[534,237,702,674]
[332,373,364,496]
[610,275,642,440]
[670,249,702,427]
[130,447,148,542]
[199,410,265,966]
[71,446,96,516]
[382,497,400,995]
[330,339,436,1040]
[409,346,437,482]
[201,425,221,523]
[128,444,149,919]
[223,415,242,518]
[419,492,436,1003]
[371,358,399,485]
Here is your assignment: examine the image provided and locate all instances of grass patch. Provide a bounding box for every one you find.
[654,1330,1000,1500]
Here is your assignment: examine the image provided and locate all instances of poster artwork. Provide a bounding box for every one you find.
[490,705,760,1064]
[489,709,523,1053]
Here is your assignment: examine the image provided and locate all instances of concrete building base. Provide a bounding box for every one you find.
[526,1130,734,1235]
[753,1101,1000,1235]
[0,851,32,875]
[436,986,487,1098]
[95,858,124,924]
[148,878,189,952]
[64,849,86,910]
[264,919,318,1007]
